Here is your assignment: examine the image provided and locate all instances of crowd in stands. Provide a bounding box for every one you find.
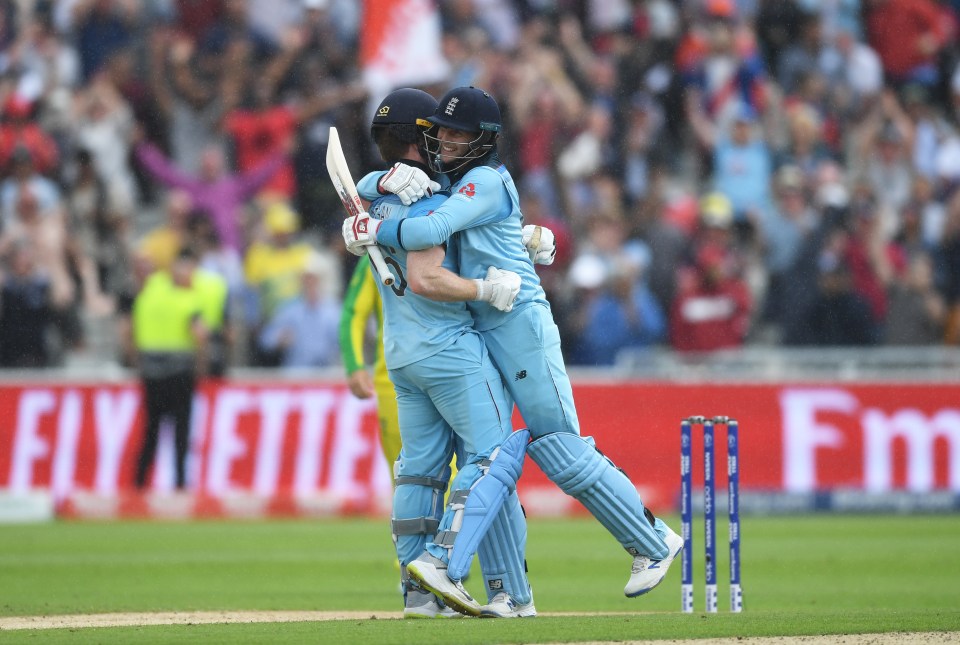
[0,0,958,370]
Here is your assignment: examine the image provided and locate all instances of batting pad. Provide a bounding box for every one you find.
[477,489,532,605]
[528,432,669,559]
[392,468,449,566]
[425,461,482,563]
[447,429,530,580]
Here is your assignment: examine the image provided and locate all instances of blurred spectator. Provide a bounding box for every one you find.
[198,0,278,67]
[776,103,834,182]
[777,10,823,95]
[556,102,616,206]
[688,100,773,229]
[173,0,224,43]
[680,0,769,123]
[0,186,73,311]
[73,0,138,83]
[135,138,286,251]
[222,26,367,202]
[188,212,244,296]
[242,200,314,366]
[621,92,666,204]
[865,0,950,89]
[843,192,905,325]
[70,74,137,212]
[669,241,753,352]
[0,241,59,367]
[755,0,808,73]
[884,251,946,344]
[757,165,820,329]
[0,146,60,226]
[819,27,884,111]
[258,251,340,369]
[788,250,880,346]
[569,242,666,366]
[137,190,193,272]
[145,27,240,174]
[63,147,128,295]
[851,91,915,222]
[0,95,59,175]
[635,179,694,315]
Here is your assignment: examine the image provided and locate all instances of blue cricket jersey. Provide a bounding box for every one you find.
[368,193,476,369]
[373,162,550,332]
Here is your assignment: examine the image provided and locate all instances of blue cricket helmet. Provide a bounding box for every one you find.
[428,86,502,134]
[370,88,438,145]
[424,86,501,174]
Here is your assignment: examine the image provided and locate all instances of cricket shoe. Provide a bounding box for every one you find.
[624,524,684,597]
[403,586,464,619]
[479,591,537,618]
[406,553,481,617]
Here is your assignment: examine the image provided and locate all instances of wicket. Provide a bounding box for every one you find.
[681,416,742,613]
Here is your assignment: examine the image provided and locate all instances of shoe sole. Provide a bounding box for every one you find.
[404,611,465,619]
[625,539,684,598]
[407,561,481,617]
[479,609,537,618]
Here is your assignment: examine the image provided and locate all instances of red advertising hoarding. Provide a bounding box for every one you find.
[0,381,957,517]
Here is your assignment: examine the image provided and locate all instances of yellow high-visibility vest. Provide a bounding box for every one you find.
[193,269,228,331]
[132,272,202,352]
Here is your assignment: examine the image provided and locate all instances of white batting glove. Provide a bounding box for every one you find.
[341,213,380,257]
[474,266,521,312]
[521,225,557,265]
[378,162,441,206]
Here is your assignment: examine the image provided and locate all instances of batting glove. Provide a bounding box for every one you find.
[342,213,380,257]
[521,225,557,265]
[379,162,441,206]
[475,266,522,312]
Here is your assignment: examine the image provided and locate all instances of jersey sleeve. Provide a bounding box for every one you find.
[356,171,387,202]
[376,168,508,250]
[338,256,378,375]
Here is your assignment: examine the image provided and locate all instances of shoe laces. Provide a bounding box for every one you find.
[453,579,474,600]
[631,555,651,574]
[489,592,513,607]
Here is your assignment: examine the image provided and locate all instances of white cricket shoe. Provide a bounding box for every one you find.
[403,586,464,619]
[479,591,537,618]
[406,553,481,617]
[624,524,684,597]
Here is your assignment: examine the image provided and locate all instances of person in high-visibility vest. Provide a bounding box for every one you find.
[131,247,209,490]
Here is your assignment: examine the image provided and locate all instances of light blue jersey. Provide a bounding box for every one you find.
[363,152,670,575]
[363,156,670,576]
[368,193,475,369]
[373,162,549,332]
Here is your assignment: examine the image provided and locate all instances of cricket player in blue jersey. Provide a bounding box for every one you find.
[345,86,683,608]
[353,88,537,619]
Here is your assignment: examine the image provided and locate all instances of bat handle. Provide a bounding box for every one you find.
[367,246,395,286]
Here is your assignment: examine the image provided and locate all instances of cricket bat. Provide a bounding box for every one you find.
[326,126,395,286]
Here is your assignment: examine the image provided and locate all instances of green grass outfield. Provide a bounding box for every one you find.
[1,515,959,643]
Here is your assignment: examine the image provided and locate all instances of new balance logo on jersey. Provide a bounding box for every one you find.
[515,370,527,381]
[444,97,459,115]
